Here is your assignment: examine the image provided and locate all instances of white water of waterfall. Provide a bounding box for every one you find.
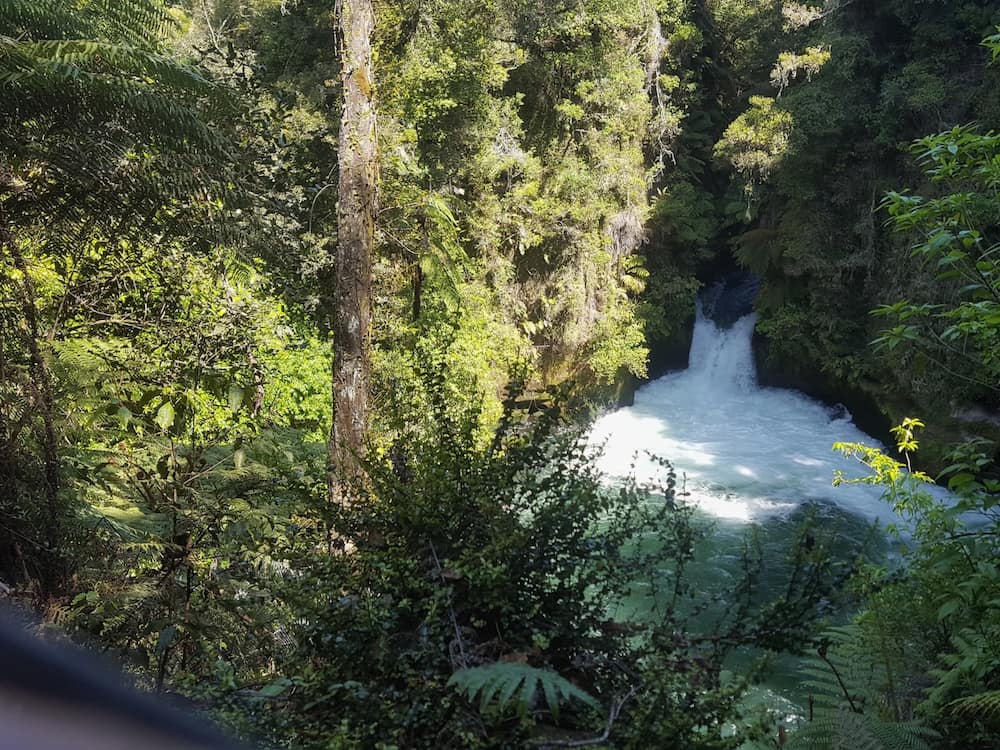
[589,298,960,739]
[589,302,926,525]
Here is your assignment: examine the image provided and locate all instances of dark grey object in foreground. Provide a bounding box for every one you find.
[0,611,244,750]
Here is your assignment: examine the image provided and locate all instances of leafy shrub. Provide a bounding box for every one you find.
[232,360,850,749]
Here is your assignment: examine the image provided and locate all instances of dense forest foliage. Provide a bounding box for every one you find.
[1,0,999,748]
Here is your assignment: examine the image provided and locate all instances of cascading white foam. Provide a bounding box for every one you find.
[686,303,758,392]
[589,306,930,524]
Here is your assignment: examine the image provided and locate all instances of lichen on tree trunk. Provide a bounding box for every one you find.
[330,0,377,503]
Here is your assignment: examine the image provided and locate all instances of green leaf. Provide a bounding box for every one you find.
[154,402,175,431]
[155,625,177,656]
[947,472,976,490]
[228,384,245,415]
[255,678,292,698]
[937,598,962,620]
[541,671,560,720]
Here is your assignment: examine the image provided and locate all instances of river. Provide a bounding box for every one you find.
[587,279,918,739]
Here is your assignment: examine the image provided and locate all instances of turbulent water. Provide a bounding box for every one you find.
[589,290,913,735]
[590,301,899,524]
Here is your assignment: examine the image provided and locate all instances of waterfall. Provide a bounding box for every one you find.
[589,281,961,724]
[589,285,935,525]
[686,303,758,393]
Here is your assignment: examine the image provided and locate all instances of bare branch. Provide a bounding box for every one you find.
[530,686,640,749]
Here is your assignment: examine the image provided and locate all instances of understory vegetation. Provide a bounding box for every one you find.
[1,0,999,748]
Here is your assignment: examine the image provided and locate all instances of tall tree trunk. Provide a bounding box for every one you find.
[330,0,377,502]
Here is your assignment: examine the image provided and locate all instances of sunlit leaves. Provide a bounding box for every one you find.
[781,2,822,31]
[833,419,934,521]
[715,96,794,185]
[985,27,1000,62]
[770,46,830,95]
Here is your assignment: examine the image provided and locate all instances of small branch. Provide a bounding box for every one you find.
[918,348,1000,393]
[430,541,469,668]
[817,647,862,714]
[944,530,1000,541]
[307,182,336,235]
[530,686,639,748]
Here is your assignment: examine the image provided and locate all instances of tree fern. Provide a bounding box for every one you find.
[448,662,599,720]
[0,0,238,247]
[1,0,231,152]
[788,707,935,750]
[5,40,215,94]
[787,626,937,750]
[797,626,883,713]
[1,35,229,153]
[0,0,173,44]
[0,0,92,39]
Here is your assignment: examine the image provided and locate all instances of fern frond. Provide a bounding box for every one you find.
[448,663,599,720]
[790,625,937,750]
[0,37,230,152]
[0,0,90,39]
[0,0,174,45]
[87,0,175,47]
[948,689,1000,718]
[865,717,937,750]
[5,40,216,95]
[787,708,934,750]
[0,3,239,255]
[834,710,882,750]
